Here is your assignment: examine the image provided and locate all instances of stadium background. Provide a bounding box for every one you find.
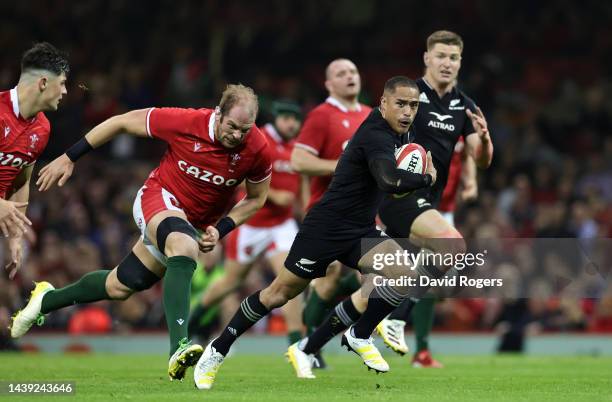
[0,0,611,354]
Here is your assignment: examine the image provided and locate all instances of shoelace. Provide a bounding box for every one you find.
[36,314,45,326]
[197,351,223,372]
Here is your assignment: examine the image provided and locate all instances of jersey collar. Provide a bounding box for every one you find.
[9,87,20,118]
[208,111,216,142]
[325,96,362,113]
[264,123,284,144]
[421,77,457,98]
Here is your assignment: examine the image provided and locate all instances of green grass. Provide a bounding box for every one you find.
[0,353,611,401]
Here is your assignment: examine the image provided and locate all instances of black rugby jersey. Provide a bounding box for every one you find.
[301,108,411,239]
[410,77,478,203]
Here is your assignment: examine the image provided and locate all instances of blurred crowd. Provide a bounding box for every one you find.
[1,0,611,346]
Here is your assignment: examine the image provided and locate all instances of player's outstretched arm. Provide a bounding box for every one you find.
[36,109,150,191]
[291,147,338,176]
[4,165,35,278]
[466,107,493,169]
[459,150,478,202]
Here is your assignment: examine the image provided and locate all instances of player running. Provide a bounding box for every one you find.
[377,137,477,368]
[193,76,445,390]
[188,100,304,346]
[11,84,273,382]
[292,59,371,350]
[0,42,69,279]
[287,30,493,378]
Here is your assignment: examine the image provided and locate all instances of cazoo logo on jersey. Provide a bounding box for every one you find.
[0,152,30,169]
[178,160,238,186]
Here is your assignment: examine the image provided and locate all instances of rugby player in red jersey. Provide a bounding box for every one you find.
[11,84,272,382]
[189,100,304,346]
[292,59,371,357]
[0,43,68,279]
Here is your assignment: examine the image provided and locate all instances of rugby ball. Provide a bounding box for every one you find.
[395,143,427,174]
[393,143,427,198]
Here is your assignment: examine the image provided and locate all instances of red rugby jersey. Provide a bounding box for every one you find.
[294,97,370,210]
[246,124,299,227]
[438,137,464,212]
[0,89,50,198]
[145,107,272,229]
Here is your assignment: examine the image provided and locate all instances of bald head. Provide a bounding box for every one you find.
[219,84,258,120]
[324,58,361,101]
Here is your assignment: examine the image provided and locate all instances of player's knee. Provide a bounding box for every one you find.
[165,235,199,259]
[156,216,198,258]
[431,228,466,255]
[106,283,132,301]
[444,229,466,255]
[115,252,161,295]
[105,272,133,300]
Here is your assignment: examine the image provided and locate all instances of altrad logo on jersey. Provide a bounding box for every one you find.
[427,111,455,131]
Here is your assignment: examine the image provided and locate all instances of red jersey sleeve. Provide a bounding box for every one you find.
[247,141,273,183]
[294,109,328,155]
[146,107,201,142]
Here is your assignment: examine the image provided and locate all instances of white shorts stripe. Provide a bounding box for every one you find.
[161,188,183,212]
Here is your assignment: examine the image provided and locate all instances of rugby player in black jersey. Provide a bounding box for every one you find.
[193,76,441,389]
[289,30,494,376]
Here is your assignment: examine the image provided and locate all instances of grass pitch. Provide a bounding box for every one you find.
[0,353,611,401]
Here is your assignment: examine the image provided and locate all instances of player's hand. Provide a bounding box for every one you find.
[425,151,437,185]
[5,235,24,279]
[36,154,75,191]
[198,226,220,253]
[466,107,490,143]
[0,198,30,237]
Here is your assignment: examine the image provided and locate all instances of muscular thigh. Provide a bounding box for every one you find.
[410,209,460,251]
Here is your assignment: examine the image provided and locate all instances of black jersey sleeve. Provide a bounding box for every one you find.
[368,158,432,194]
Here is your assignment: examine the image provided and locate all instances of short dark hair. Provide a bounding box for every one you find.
[21,42,70,76]
[383,76,418,94]
[427,30,464,52]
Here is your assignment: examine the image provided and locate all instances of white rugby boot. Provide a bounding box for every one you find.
[194,341,225,390]
[285,342,316,379]
[376,318,409,355]
[341,327,389,373]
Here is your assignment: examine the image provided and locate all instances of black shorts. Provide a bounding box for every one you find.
[284,227,390,279]
[378,188,435,238]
